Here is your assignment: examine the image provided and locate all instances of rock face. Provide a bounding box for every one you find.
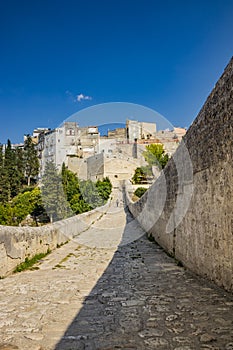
[126,57,233,292]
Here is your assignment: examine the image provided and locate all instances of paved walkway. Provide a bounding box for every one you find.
[0,197,232,350]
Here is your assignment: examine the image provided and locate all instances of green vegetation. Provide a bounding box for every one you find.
[57,240,69,248]
[0,139,112,225]
[14,249,51,273]
[61,164,112,215]
[132,166,152,184]
[134,187,148,198]
[23,135,39,186]
[0,187,47,226]
[41,161,72,222]
[52,252,77,270]
[132,143,169,184]
[0,139,45,226]
[40,162,112,222]
[143,143,169,169]
[0,137,39,203]
[12,187,44,225]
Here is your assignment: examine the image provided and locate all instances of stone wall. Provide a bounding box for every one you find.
[0,201,110,277]
[87,153,105,181]
[126,57,233,292]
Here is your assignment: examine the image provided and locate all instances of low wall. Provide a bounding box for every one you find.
[0,201,110,277]
[126,57,233,292]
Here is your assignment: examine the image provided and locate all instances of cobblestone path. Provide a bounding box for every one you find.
[0,200,232,350]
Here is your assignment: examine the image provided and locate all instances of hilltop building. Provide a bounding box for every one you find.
[107,127,126,140]
[36,122,100,176]
[126,119,157,142]
[31,118,186,181]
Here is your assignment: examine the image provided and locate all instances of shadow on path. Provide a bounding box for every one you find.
[54,207,233,350]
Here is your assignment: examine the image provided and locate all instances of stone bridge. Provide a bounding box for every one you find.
[0,58,232,349]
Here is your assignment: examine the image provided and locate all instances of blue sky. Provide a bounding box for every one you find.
[0,0,233,143]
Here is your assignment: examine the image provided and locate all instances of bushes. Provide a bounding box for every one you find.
[61,164,112,216]
[143,143,169,169]
[0,161,113,226]
[134,187,147,198]
[96,177,112,201]
[12,187,43,225]
[0,203,13,225]
[0,187,45,226]
[132,166,152,184]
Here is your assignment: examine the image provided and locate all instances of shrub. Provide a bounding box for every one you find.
[134,187,147,198]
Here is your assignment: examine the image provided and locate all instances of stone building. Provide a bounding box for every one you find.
[78,126,100,157]
[38,122,79,174]
[126,119,157,142]
[37,122,100,176]
[107,127,126,140]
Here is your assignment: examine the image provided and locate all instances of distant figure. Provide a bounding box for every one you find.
[116,199,119,207]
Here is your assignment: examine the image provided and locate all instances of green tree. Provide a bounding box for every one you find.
[23,135,39,186]
[132,166,152,184]
[79,180,104,209]
[143,143,169,169]
[134,187,147,198]
[96,177,112,201]
[0,144,8,203]
[12,187,42,225]
[41,161,72,222]
[61,165,112,214]
[0,202,13,225]
[70,194,92,214]
[15,147,25,185]
[0,144,3,169]
[61,163,80,202]
[4,139,18,200]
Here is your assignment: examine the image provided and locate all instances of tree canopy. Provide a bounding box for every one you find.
[0,144,112,226]
[41,161,72,222]
[23,135,39,186]
[143,143,169,169]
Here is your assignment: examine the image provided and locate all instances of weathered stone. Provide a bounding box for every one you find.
[200,333,217,343]
[144,337,169,348]
[0,191,232,350]
[138,328,164,337]
[0,345,19,350]
[126,57,233,293]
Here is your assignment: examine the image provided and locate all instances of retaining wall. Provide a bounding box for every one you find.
[126,57,233,292]
[0,201,110,277]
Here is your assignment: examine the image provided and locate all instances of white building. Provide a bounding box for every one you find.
[38,122,100,176]
[126,119,157,142]
[38,122,79,174]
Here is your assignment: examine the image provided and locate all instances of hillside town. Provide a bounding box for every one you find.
[8,119,186,186]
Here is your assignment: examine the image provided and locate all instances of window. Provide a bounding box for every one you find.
[66,128,75,136]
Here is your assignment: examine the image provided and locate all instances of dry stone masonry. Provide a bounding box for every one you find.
[126,57,233,292]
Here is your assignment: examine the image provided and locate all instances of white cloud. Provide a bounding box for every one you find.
[76,93,92,102]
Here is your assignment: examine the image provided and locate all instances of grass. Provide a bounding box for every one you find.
[52,252,77,270]
[56,240,69,248]
[52,264,66,270]
[14,248,51,273]
[60,253,76,264]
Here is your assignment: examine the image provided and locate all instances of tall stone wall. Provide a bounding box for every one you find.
[126,57,233,292]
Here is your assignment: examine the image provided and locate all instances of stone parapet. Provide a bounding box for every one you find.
[0,200,110,277]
